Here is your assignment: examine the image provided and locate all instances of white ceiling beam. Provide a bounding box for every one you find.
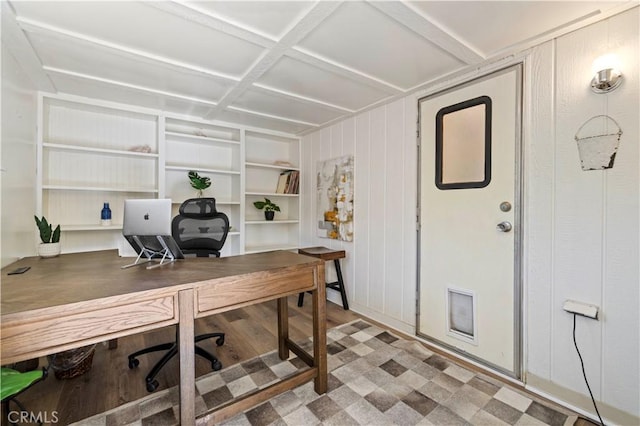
[204,1,344,121]
[369,0,485,65]
[227,105,320,127]
[17,17,240,83]
[1,2,55,91]
[43,66,219,107]
[287,47,404,95]
[251,83,355,114]
[147,1,276,49]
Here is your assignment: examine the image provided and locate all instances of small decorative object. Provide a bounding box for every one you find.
[34,215,61,258]
[188,170,211,197]
[574,115,623,171]
[253,198,280,221]
[101,202,112,226]
[128,144,152,153]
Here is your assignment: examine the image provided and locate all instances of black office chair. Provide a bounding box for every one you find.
[127,198,229,392]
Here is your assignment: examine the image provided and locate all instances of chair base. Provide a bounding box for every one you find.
[128,329,224,392]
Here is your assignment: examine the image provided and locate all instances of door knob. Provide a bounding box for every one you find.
[496,221,512,232]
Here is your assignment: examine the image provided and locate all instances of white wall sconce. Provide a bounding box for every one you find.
[591,54,623,93]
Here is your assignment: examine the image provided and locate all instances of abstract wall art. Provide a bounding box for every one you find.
[317,155,354,241]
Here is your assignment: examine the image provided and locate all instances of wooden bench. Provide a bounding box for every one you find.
[297,247,349,310]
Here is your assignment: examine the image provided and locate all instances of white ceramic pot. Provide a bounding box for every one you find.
[38,242,61,258]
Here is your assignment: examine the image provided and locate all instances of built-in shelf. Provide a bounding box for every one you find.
[62,224,123,231]
[165,165,240,175]
[245,161,299,171]
[43,143,158,158]
[165,131,240,146]
[171,200,240,205]
[43,185,158,193]
[39,94,300,256]
[245,220,299,225]
[245,192,299,197]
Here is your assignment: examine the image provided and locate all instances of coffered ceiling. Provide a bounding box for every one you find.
[3,1,632,135]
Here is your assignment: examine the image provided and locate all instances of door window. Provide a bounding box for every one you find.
[435,96,492,189]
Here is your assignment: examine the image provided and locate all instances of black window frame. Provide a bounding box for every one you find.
[435,95,492,190]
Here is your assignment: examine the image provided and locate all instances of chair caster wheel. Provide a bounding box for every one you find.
[212,359,222,371]
[216,336,225,346]
[146,379,159,392]
[128,358,139,369]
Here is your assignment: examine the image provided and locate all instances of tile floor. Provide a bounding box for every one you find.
[73,320,582,426]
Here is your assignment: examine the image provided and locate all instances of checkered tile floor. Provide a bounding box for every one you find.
[74,320,581,426]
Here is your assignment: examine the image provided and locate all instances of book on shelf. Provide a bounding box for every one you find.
[276,172,289,193]
[275,170,299,194]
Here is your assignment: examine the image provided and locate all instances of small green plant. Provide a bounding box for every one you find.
[188,171,211,197]
[34,215,60,244]
[253,198,280,212]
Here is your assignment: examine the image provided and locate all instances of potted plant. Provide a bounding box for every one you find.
[188,170,211,197]
[34,215,61,258]
[253,198,280,221]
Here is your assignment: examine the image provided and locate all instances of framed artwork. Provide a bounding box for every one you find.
[317,155,354,241]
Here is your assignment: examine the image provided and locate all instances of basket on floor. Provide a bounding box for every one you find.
[47,344,96,380]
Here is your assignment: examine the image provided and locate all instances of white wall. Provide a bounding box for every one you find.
[300,97,418,333]
[300,7,639,424]
[525,8,639,425]
[1,39,38,267]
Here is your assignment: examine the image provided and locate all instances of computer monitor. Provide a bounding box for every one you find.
[122,199,184,269]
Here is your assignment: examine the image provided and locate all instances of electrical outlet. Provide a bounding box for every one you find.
[563,300,599,320]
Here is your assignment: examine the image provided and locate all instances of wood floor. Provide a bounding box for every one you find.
[8,296,360,425]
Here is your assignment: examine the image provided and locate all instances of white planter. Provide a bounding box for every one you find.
[38,242,61,258]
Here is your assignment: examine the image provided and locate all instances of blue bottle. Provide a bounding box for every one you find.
[101,202,112,226]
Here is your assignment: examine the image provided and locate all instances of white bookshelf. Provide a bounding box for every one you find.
[37,94,301,256]
[164,117,242,254]
[38,94,159,253]
[244,131,300,253]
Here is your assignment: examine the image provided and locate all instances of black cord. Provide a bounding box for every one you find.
[572,313,606,426]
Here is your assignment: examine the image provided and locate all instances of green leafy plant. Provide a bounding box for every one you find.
[188,171,211,196]
[34,215,60,244]
[1,367,46,401]
[253,198,280,212]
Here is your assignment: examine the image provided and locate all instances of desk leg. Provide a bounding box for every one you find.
[178,289,196,426]
[312,263,327,394]
[277,297,289,360]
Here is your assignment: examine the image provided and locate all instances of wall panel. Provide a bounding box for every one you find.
[354,115,371,307]
[1,43,38,267]
[402,97,418,325]
[384,99,405,319]
[552,18,604,395]
[599,7,640,415]
[368,106,387,313]
[524,40,555,380]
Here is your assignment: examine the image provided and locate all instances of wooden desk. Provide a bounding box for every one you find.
[1,250,326,425]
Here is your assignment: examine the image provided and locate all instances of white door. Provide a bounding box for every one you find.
[417,65,522,377]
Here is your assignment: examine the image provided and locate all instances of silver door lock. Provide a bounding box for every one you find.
[496,221,512,232]
[500,202,512,212]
